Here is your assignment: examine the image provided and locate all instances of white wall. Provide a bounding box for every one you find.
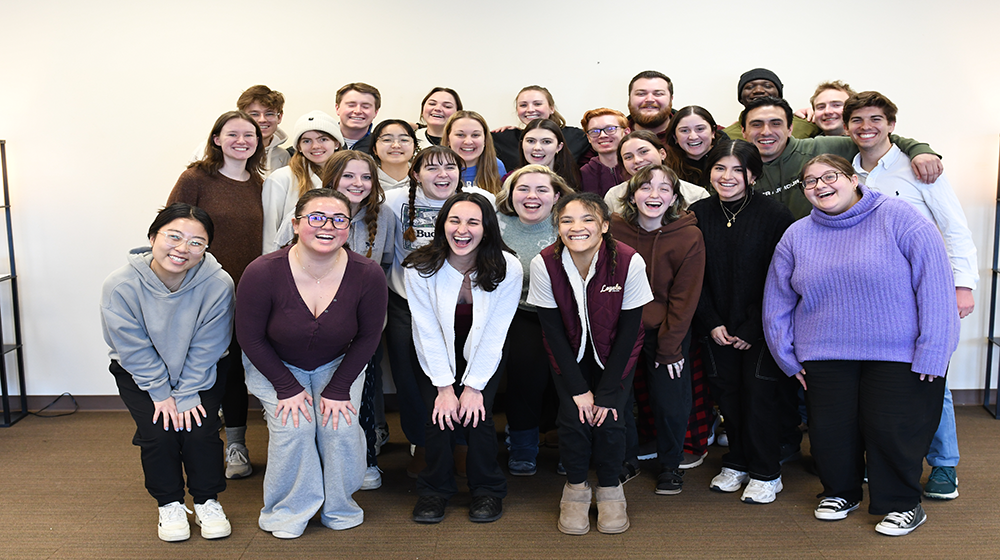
[1,0,998,397]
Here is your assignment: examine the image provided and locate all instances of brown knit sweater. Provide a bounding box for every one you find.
[166,167,263,287]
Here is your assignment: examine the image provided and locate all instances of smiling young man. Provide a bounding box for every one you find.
[579,108,630,196]
[740,96,943,218]
[723,68,820,141]
[809,81,856,136]
[845,91,975,502]
[190,85,290,177]
[626,71,676,139]
[335,82,381,153]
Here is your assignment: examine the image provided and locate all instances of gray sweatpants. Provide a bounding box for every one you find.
[245,354,367,535]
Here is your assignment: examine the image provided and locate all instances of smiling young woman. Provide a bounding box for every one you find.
[166,110,266,481]
[402,192,521,524]
[527,192,653,535]
[764,154,959,536]
[495,166,573,476]
[610,165,705,496]
[102,203,234,542]
[261,110,344,254]
[237,188,388,539]
[687,140,797,506]
[382,146,496,476]
[491,86,590,172]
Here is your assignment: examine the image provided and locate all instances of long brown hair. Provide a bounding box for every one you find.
[443,111,501,194]
[190,111,266,180]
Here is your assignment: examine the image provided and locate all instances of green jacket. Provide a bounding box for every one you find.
[754,135,938,219]
[723,116,820,141]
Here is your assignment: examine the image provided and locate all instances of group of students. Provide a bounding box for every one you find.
[99,71,974,541]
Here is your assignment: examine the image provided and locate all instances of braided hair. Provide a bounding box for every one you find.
[320,151,384,258]
[403,146,466,243]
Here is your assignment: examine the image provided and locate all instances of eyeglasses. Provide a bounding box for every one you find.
[377,135,414,146]
[247,111,279,119]
[802,171,846,190]
[586,125,621,138]
[157,232,208,254]
[296,212,350,230]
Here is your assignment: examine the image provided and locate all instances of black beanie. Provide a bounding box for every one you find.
[737,68,784,102]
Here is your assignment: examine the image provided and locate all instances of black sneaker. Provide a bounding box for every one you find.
[412,496,447,524]
[468,496,503,523]
[875,504,927,536]
[655,468,684,495]
[814,497,859,521]
[619,462,640,485]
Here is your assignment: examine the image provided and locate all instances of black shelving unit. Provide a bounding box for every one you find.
[984,141,1000,418]
[0,140,27,426]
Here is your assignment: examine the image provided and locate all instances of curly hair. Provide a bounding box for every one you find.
[618,164,685,228]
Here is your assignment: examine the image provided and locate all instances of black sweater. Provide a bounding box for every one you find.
[689,193,794,342]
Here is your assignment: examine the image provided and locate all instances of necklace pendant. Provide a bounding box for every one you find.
[727,220,732,228]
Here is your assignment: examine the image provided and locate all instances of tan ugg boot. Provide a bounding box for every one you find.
[595,483,629,534]
[558,482,592,535]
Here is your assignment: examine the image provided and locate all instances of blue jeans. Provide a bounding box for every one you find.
[245,353,367,535]
[926,381,960,467]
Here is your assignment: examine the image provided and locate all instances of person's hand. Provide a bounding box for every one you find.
[794,107,815,122]
[592,405,618,427]
[458,387,486,428]
[918,373,937,382]
[320,398,357,430]
[658,359,684,379]
[276,390,313,428]
[179,404,206,432]
[711,326,735,346]
[491,125,517,133]
[957,287,975,319]
[152,396,180,431]
[732,336,752,350]
[795,369,807,391]
[911,154,943,183]
[432,387,460,430]
[572,391,596,425]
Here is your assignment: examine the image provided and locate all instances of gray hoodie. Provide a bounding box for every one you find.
[100,248,234,412]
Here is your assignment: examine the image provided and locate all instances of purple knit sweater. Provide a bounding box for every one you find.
[763,185,959,378]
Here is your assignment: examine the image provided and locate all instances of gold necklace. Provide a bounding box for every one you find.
[295,245,340,284]
[719,192,751,228]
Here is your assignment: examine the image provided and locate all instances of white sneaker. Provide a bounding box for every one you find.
[717,429,729,447]
[709,467,748,492]
[741,477,783,504]
[361,466,382,490]
[157,501,192,542]
[194,499,232,539]
[226,443,252,479]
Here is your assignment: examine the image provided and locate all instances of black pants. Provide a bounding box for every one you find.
[553,350,633,488]
[504,309,553,431]
[642,328,692,470]
[220,335,248,429]
[704,340,790,481]
[386,290,427,447]
[803,360,944,514]
[111,357,228,506]
[414,345,507,500]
